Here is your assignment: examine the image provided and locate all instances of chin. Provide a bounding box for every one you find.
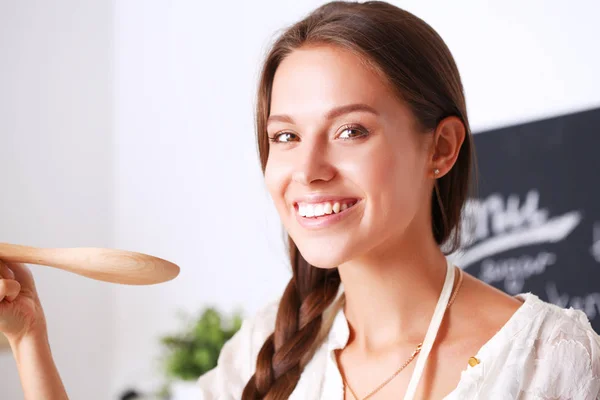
[294,241,351,270]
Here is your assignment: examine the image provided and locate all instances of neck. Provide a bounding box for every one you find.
[338,232,448,352]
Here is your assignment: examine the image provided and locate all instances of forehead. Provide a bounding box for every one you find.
[270,45,397,117]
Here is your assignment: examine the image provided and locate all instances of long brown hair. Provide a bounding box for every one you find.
[242,1,474,398]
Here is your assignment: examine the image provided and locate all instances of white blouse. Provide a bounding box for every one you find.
[197,290,600,399]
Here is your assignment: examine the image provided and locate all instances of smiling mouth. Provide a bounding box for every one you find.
[295,199,359,218]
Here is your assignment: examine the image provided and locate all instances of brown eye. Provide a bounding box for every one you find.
[270,132,299,143]
[338,124,369,140]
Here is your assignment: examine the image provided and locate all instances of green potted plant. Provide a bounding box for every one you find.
[159,307,243,398]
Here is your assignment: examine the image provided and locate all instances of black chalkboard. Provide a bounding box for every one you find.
[453,107,600,333]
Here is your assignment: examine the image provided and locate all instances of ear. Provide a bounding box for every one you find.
[429,116,466,179]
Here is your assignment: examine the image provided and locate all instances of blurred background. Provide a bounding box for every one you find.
[1,0,599,399]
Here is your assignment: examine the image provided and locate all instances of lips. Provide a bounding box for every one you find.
[292,196,362,229]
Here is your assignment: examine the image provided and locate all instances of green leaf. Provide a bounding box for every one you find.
[159,307,244,381]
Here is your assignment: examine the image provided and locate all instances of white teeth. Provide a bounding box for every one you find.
[314,204,324,217]
[299,204,307,216]
[297,200,357,217]
[332,202,341,214]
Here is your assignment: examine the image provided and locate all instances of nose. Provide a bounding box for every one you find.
[291,140,336,185]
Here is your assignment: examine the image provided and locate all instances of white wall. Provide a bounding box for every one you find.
[0,1,114,399]
[110,1,295,394]
[1,0,599,398]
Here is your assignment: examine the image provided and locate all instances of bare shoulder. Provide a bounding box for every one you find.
[460,268,523,321]
[442,269,524,347]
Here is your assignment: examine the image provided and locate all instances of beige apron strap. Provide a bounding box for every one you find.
[403,258,455,400]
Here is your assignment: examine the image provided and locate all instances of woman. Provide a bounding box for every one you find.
[1,1,599,399]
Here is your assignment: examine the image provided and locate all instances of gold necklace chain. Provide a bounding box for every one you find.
[342,266,464,400]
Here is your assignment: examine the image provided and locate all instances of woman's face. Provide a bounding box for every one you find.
[264,45,434,269]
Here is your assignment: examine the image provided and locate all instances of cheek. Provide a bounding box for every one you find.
[264,158,291,211]
[351,138,425,222]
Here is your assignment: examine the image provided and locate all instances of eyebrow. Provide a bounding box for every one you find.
[267,103,379,125]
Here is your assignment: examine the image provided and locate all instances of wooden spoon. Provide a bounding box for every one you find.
[0,243,180,285]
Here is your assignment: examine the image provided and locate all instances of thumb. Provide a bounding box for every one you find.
[0,260,36,293]
[0,278,21,302]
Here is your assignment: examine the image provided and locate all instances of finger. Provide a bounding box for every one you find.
[0,278,21,302]
[0,261,35,291]
[0,260,16,280]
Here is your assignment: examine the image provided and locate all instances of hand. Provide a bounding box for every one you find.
[0,260,47,344]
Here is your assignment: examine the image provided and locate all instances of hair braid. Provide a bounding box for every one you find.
[241,240,341,399]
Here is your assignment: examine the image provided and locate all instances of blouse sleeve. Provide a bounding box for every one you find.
[196,299,279,399]
[524,307,600,400]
